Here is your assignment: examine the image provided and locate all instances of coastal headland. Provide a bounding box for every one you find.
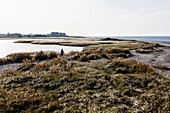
[0,36,169,112]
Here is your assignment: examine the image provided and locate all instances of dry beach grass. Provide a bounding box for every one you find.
[0,37,169,112]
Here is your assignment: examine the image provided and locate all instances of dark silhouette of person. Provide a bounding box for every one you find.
[61,49,64,56]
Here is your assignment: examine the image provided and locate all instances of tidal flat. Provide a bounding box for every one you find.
[14,37,131,47]
[0,37,170,112]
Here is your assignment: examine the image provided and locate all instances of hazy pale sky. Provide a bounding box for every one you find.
[0,0,170,36]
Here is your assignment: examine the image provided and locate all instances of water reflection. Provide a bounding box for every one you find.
[0,39,83,58]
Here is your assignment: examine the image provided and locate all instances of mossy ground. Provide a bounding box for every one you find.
[0,57,169,112]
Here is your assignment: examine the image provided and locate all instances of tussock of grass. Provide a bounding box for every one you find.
[136,49,163,53]
[59,42,99,47]
[152,43,165,47]
[100,37,125,41]
[135,43,164,53]
[153,65,169,70]
[105,58,153,74]
[0,51,59,65]
[66,47,131,61]
[0,58,9,64]
[14,40,33,43]
[86,42,165,53]
[105,47,130,54]
[7,53,32,63]
[31,41,60,45]
[85,44,143,50]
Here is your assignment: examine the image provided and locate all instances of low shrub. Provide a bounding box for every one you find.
[101,53,111,59]
[86,54,101,60]
[47,52,58,59]
[0,58,6,65]
[34,51,58,61]
[34,51,48,61]
[141,45,154,49]
[153,43,165,47]
[105,47,130,54]
[112,53,128,58]
[79,55,89,62]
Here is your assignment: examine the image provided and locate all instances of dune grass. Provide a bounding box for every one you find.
[14,40,33,43]
[0,57,169,112]
[0,51,59,65]
[152,65,169,70]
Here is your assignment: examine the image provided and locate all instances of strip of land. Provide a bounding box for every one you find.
[14,37,132,46]
[1,37,170,77]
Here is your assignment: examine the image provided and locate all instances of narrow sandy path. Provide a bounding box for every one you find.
[0,63,22,75]
[131,46,170,78]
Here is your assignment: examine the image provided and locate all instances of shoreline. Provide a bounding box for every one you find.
[0,36,170,78]
[1,36,169,44]
[0,37,170,78]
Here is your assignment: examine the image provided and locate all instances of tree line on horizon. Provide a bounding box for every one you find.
[0,32,68,38]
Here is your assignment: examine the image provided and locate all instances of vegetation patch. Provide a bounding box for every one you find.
[0,55,169,112]
[0,51,59,65]
[136,49,163,53]
[14,40,33,43]
[100,37,125,41]
[105,58,153,74]
[152,65,169,70]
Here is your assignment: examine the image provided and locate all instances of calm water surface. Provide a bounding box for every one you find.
[88,36,170,43]
[113,36,170,43]
[0,39,83,58]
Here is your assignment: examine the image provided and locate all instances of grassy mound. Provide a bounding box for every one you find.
[0,57,169,112]
[0,40,169,112]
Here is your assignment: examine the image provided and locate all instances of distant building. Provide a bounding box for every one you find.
[7,33,22,37]
[47,32,67,37]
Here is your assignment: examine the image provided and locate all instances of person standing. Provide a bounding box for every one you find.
[61,49,64,56]
[60,49,65,71]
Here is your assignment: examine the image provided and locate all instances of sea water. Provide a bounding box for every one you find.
[112,36,170,43]
[0,39,83,58]
[88,36,170,43]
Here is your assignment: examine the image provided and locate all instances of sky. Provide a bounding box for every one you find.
[0,0,170,36]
